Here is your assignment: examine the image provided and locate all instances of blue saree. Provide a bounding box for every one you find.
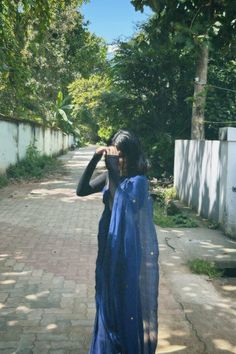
[89,175,159,354]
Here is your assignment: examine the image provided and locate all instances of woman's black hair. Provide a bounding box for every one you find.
[110,129,148,176]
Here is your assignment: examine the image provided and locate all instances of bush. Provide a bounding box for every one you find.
[153,201,198,228]
[0,175,8,188]
[152,185,198,228]
[6,144,64,180]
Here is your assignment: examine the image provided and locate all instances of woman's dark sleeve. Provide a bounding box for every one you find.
[76,153,107,196]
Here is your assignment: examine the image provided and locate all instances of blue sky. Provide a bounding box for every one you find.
[81,0,152,44]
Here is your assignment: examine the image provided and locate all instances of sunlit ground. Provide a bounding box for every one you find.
[157,225,236,353]
[0,147,236,353]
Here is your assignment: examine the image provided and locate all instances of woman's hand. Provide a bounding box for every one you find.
[96,146,120,156]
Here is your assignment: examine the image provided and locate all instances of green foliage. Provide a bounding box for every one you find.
[164,187,177,201]
[152,186,198,227]
[1,0,235,180]
[69,74,110,112]
[94,21,194,176]
[153,201,198,228]
[153,203,176,227]
[148,134,176,177]
[68,74,111,141]
[205,59,236,138]
[92,2,235,175]
[51,91,76,134]
[0,174,8,188]
[132,1,236,52]
[172,214,198,227]
[6,144,64,180]
[0,1,107,131]
[131,0,159,12]
[65,2,235,176]
[187,259,223,279]
[152,186,176,205]
[75,124,98,146]
[98,126,114,141]
[131,0,236,139]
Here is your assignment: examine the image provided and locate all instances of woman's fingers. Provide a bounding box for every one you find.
[96,147,107,155]
[96,146,120,156]
[106,146,119,156]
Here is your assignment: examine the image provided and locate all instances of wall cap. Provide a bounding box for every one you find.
[0,114,67,134]
[219,127,236,141]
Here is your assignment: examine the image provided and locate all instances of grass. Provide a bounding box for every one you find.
[0,174,8,188]
[152,185,198,228]
[0,144,65,187]
[153,202,198,227]
[187,259,223,279]
[152,184,222,230]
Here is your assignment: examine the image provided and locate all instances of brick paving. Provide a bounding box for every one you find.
[0,147,102,354]
[0,147,206,354]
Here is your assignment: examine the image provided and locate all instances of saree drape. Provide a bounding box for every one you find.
[89,175,159,354]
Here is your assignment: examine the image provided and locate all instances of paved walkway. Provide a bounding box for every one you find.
[0,147,102,353]
[0,147,235,353]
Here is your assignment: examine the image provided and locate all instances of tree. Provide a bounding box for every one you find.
[110,29,194,175]
[0,0,107,130]
[131,0,236,139]
[25,5,107,123]
[0,0,83,105]
[68,73,111,142]
[80,19,196,175]
[66,4,235,176]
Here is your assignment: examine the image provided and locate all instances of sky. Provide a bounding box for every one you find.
[80,0,152,44]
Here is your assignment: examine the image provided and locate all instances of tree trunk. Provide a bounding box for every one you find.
[191,44,209,139]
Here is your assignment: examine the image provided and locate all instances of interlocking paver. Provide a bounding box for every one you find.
[0,146,216,354]
[0,147,101,354]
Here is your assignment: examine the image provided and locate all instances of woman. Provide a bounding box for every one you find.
[76,130,159,354]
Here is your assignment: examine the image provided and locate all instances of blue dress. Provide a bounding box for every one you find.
[89,176,159,354]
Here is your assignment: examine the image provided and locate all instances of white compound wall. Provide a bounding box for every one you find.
[174,128,236,238]
[0,118,74,174]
